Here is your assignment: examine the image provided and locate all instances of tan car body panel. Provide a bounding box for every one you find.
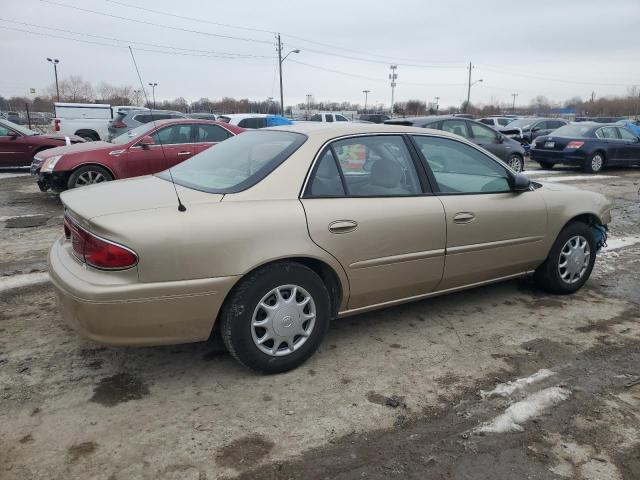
[50,123,612,346]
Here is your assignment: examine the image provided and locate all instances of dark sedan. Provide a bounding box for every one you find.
[385,115,527,171]
[0,119,84,168]
[530,122,640,173]
[499,118,568,145]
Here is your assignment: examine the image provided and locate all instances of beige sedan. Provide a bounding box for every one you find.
[49,124,612,373]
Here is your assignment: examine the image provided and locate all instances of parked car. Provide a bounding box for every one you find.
[530,122,640,173]
[575,116,625,123]
[6,111,22,124]
[52,102,114,142]
[477,117,516,128]
[0,118,84,168]
[35,119,243,191]
[309,112,351,122]
[499,118,568,146]
[49,123,611,373]
[107,109,186,141]
[217,114,293,128]
[385,115,527,171]
[359,113,390,124]
[189,113,218,121]
[616,119,640,136]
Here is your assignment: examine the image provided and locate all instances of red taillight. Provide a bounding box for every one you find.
[54,118,61,132]
[566,141,584,149]
[112,120,126,128]
[64,215,137,270]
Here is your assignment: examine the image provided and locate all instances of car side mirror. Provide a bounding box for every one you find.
[511,173,531,192]
[139,135,155,149]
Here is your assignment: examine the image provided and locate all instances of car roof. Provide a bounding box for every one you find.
[267,122,458,141]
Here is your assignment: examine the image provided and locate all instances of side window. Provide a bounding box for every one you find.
[196,124,230,142]
[325,115,334,123]
[330,136,422,196]
[479,119,493,125]
[596,127,618,139]
[0,125,11,136]
[133,114,150,123]
[533,121,547,131]
[549,120,564,129]
[336,115,348,122]
[151,125,193,144]
[412,135,511,194]
[308,149,345,197]
[498,118,511,126]
[310,114,322,121]
[470,122,499,142]
[617,127,638,141]
[441,120,469,138]
[422,121,440,129]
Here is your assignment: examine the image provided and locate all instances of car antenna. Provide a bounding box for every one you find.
[128,46,186,212]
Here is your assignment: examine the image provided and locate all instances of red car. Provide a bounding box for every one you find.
[35,119,244,191]
[0,118,84,168]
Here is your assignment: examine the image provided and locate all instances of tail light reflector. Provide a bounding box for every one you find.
[64,215,138,270]
[566,141,584,149]
[54,118,61,132]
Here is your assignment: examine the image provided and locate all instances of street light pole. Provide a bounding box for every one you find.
[362,89,371,112]
[306,94,312,119]
[434,96,440,114]
[511,93,518,113]
[389,65,398,116]
[276,33,300,117]
[148,83,158,109]
[46,58,60,101]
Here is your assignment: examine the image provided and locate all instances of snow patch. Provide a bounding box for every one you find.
[537,175,618,182]
[0,272,50,292]
[481,369,556,398]
[476,387,571,433]
[0,172,30,180]
[522,170,566,176]
[602,236,640,252]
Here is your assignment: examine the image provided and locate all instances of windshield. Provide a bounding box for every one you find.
[157,130,307,193]
[503,119,533,129]
[0,119,37,136]
[549,124,595,137]
[110,123,154,145]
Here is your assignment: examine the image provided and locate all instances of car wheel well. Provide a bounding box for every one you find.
[70,163,116,179]
[74,129,100,140]
[565,213,603,229]
[592,150,606,161]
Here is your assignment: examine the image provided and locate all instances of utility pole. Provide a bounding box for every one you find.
[591,91,596,103]
[465,61,473,113]
[389,65,398,116]
[511,93,518,113]
[362,89,371,113]
[276,33,300,118]
[46,58,60,101]
[148,83,158,109]
[306,94,312,119]
[434,96,440,114]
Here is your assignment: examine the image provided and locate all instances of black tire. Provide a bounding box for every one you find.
[584,151,605,173]
[67,165,113,189]
[534,222,596,295]
[538,161,554,170]
[76,131,99,142]
[507,154,524,173]
[220,261,331,374]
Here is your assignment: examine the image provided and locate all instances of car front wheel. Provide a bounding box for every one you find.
[534,221,596,294]
[220,261,331,373]
[67,165,113,189]
[507,154,524,172]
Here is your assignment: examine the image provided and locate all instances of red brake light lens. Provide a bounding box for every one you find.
[64,215,137,270]
[112,120,126,128]
[566,141,584,149]
[54,119,60,132]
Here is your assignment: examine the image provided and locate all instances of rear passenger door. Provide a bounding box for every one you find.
[596,126,624,162]
[301,134,446,310]
[615,127,640,163]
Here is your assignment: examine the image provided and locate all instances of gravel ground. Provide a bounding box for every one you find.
[1,163,639,480]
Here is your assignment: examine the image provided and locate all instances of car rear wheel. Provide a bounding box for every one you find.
[220,261,331,373]
[507,154,524,172]
[534,221,596,294]
[584,152,604,173]
[67,165,113,189]
[538,161,554,170]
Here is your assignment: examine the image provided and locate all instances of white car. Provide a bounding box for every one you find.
[309,112,351,123]
[478,117,517,129]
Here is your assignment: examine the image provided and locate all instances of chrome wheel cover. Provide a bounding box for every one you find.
[251,284,316,357]
[508,155,523,172]
[558,235,590,284]
[591,154,603,172]
[75,170,107,187]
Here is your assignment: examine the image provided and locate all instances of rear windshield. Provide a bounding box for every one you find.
[550,124,595,137]
[157,130,307,193]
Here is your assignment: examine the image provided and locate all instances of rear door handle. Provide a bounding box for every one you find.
[177,151,191,156]
[328,220,358,234]
[453,212,475,224]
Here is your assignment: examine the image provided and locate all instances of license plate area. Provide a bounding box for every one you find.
[544,141,555,148]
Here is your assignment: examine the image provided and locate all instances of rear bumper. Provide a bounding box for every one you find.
[48,236,239,346]
[38,171,70,192]
[529,149,587,165]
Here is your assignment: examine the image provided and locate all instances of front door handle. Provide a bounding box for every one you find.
[328,220,358,234]
[177,151,192,156]
[453,212,475,224]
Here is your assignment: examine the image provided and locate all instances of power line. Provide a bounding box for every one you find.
[38,0,273,45]
[0,18,274,58]
[478,64,635,87]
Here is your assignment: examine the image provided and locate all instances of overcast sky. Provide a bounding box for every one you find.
[2,0,640,109]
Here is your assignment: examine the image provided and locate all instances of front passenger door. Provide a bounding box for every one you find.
[468,121,507,161]
[411,135,547,290]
